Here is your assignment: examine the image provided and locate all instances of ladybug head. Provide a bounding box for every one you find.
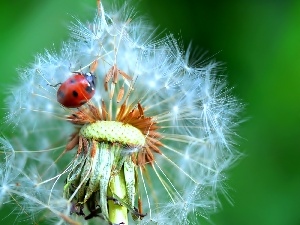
[84,72,97,89]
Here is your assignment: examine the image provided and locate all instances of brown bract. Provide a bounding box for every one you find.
[65,101,163,167]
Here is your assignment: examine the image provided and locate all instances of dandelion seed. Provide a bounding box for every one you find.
[1,1,243,224]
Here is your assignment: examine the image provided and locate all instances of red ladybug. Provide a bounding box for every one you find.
[57,61,98,108]
[57,72,97,108]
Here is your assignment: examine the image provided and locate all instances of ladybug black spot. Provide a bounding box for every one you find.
[57,90,65,99]
[69,79,76,83]
[72,90,79,97]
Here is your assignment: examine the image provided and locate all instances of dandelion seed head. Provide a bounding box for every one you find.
[1,1,243,224]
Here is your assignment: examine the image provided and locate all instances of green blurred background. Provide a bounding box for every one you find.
[1,0,300,224]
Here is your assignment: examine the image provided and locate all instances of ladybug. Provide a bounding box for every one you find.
[57,61,98,108]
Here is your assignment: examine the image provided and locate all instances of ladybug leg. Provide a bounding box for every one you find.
[84,205,102,220]
[48,82,62,87]
[133,206,147,219]
[107,196,122,205]
[71,71,83,75]
[70,203,85,217]
[107,196,147,220]
[84,204,125,225]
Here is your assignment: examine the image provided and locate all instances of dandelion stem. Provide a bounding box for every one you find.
[108,168,128,225]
